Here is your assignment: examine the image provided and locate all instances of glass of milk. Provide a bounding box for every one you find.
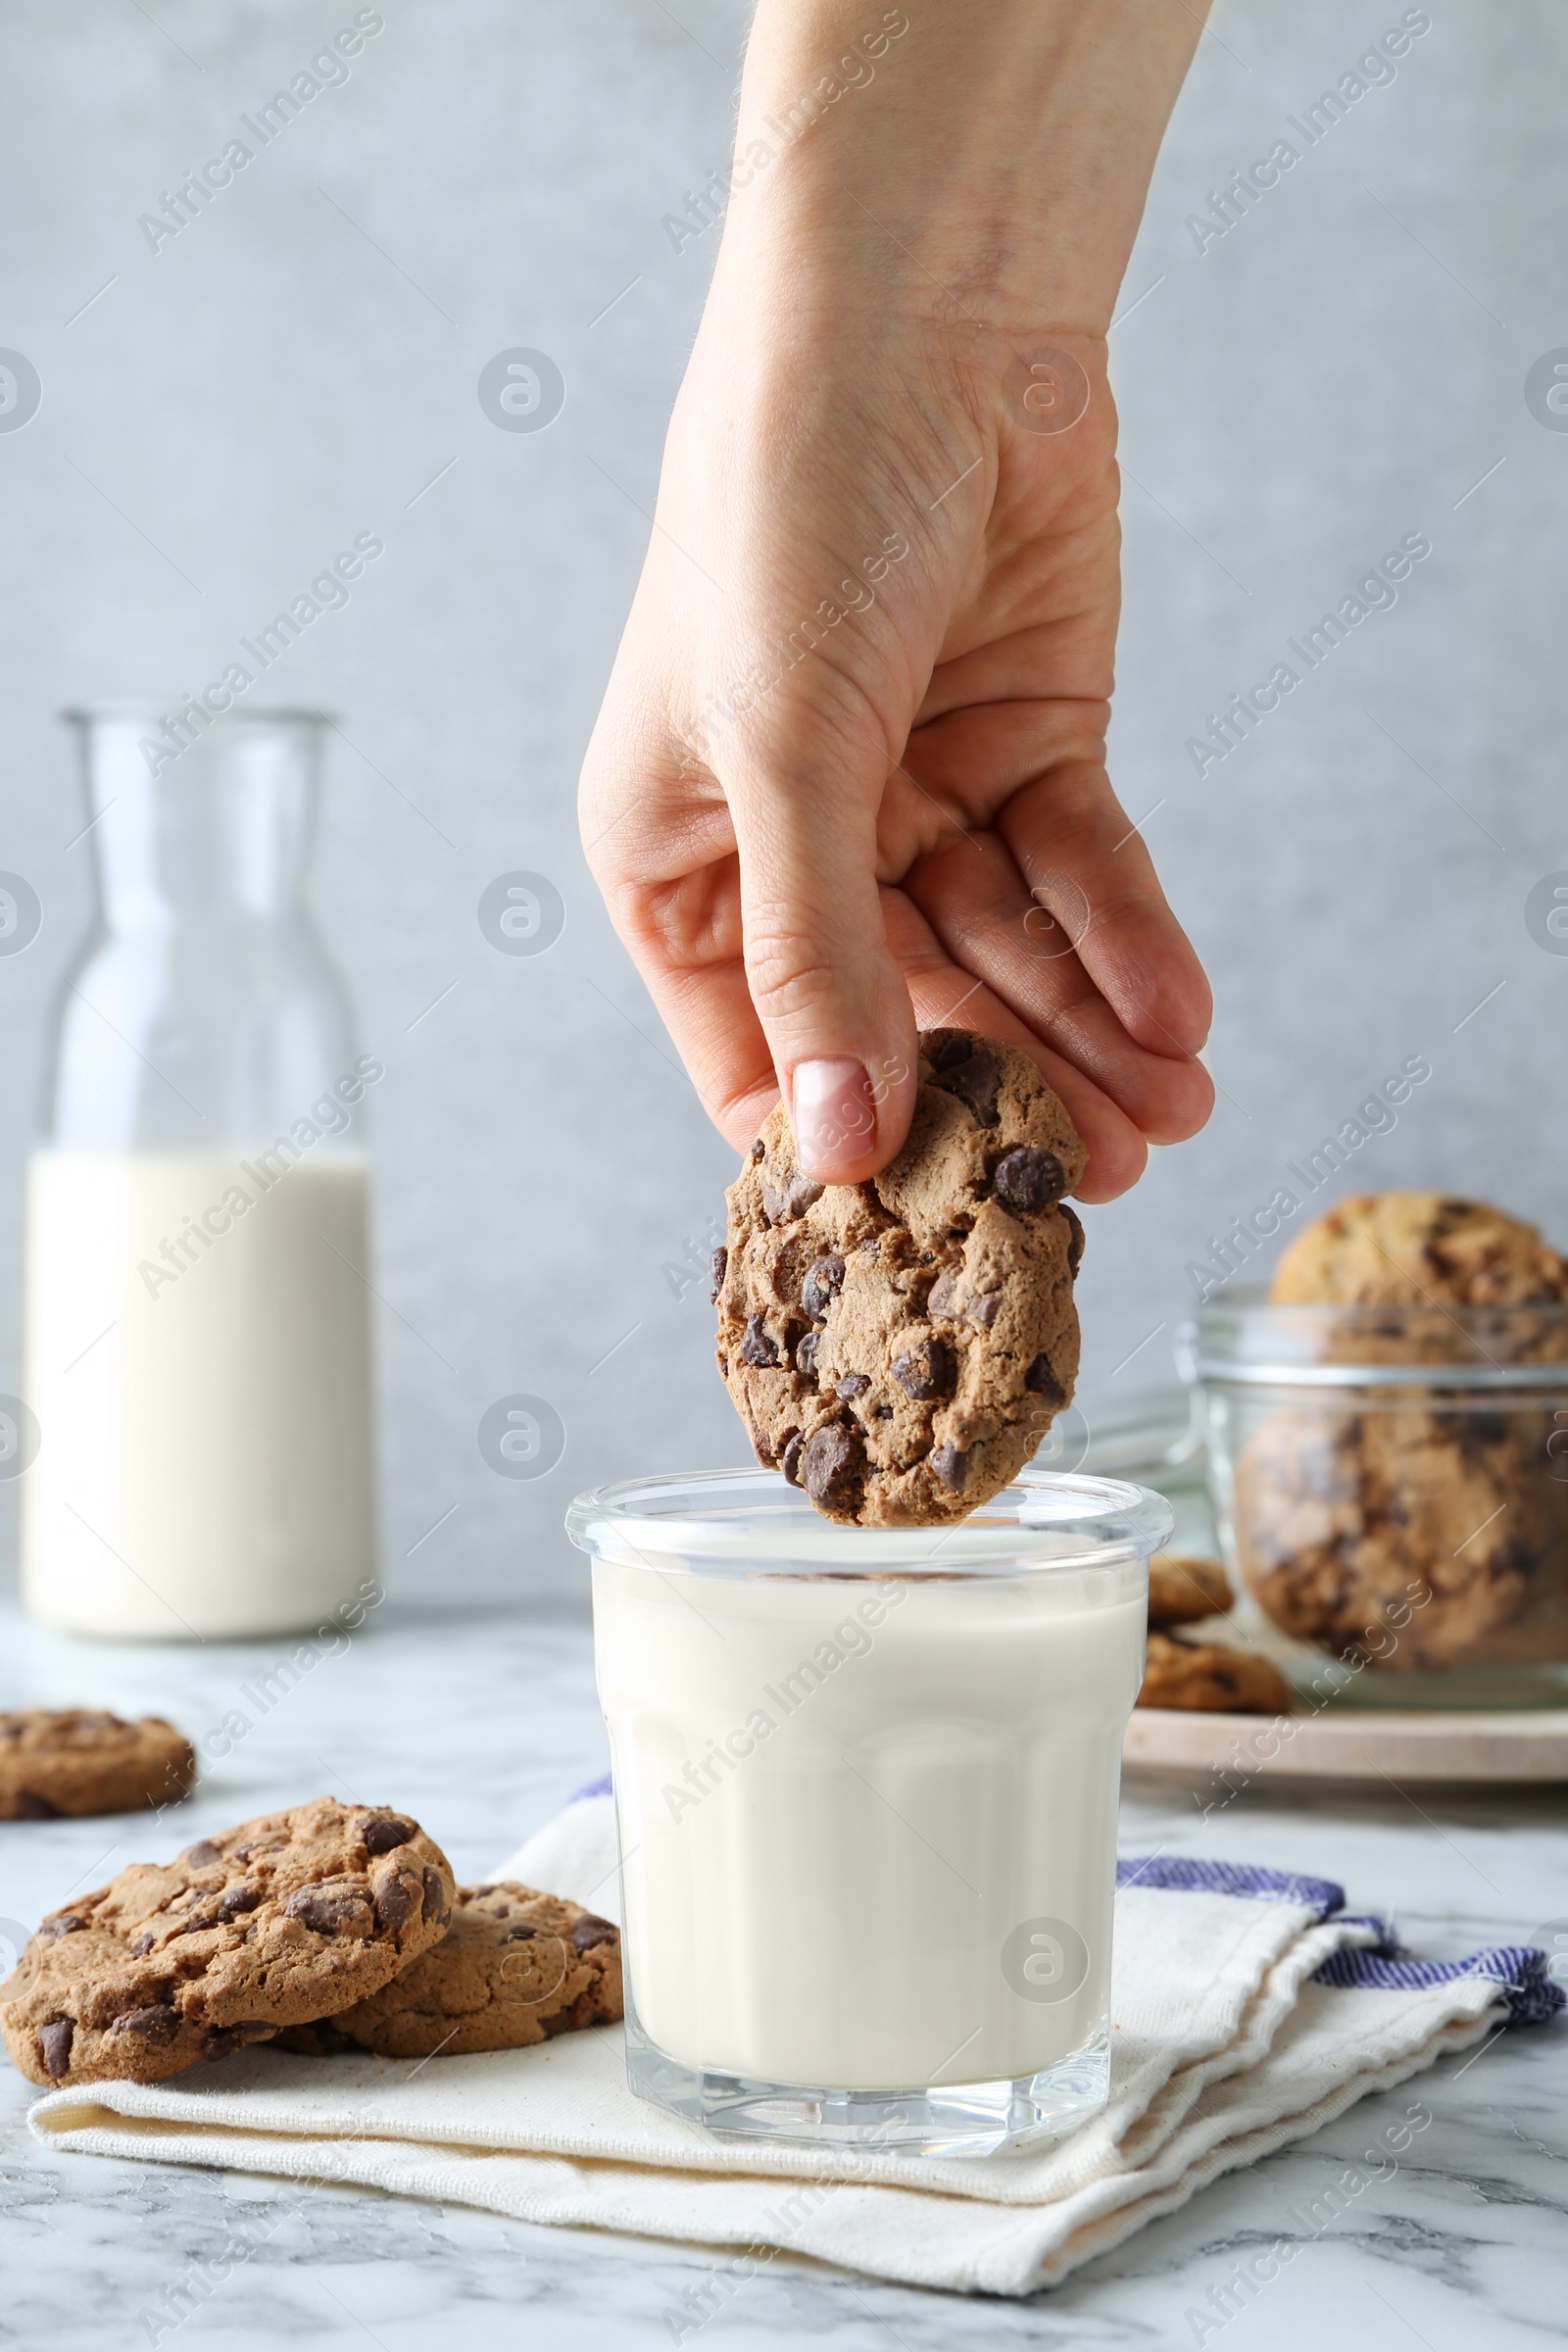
[568,1466,1172,2156]
[22,704,378,1641]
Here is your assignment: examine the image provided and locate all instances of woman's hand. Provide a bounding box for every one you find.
[580,0,1214,1198]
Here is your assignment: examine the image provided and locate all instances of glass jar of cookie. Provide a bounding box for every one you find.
[1181,1193,1568,1708]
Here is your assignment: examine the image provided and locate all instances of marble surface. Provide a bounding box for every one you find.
[1,1595,1565,2350]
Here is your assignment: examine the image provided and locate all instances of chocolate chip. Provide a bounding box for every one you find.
[357,1814,415,1856]
[570,1914,617,1951]
[130,1931,156,1956]
[201,2026,263,2062]
[794,1328,820,1378]
[761,1172,823,1223]
[932,1046,1001,1127]
[181,1840,221,1867]
[169,1907,220,1937]
[750,1138,766,1161]
[893,1338,956,1401]
[801,1253,845,1320]
[468,1885,496,1897]
[970,1293,1001,1328]
[286,1886,374,1937]
[16,1790,59,1819]
[836,1374,870,1398]
[39,1914,84,1938]
[369,1869,416,1933]
[111,2003,179,2043]
[926,1270,961,1315]
[505,1923,538,1940]
[709,1246,728,1303]
[927,1034,973,1072]
[875,1403,893,1418]
[218,1882,264,1920]
[421,1866,449,1923]
[931,1444,969,1491]
[1061,1203,1086,1275]
[993,1146,1065,1213]
[803,1421,863,1507]
[37,2021,74,2078]
[859,1237,880,1253]
[1025,1353,1065,1405]
[780,1433,805,1487]
[739,1313,780,1367]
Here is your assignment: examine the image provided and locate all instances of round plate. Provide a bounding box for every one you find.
[1123,1706,1568,1783]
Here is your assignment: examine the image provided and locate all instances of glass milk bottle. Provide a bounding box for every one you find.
[22,705,378,1640]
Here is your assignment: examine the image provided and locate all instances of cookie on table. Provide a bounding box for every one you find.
[1138,1631,1292,1714]
[0,1711,195,1820]
[713,1029,1086,1525]
[1146,1555,1233,1628]
[1269,1191,1568,1308]
[275,1881,621,2059]
[0,1796,455,2089]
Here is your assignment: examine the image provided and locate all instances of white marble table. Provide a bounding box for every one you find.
[2,1595,1565,2350]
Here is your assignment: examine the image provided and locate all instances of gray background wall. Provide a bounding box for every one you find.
[1,0,1563,1605]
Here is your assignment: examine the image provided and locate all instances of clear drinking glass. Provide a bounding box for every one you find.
[567,1466,1172,2156]
[22,704,379,1640]
[1182,1296,1568,1709]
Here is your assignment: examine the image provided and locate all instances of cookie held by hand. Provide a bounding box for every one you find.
[713,1029,1086,1526]
[273,1882,622,2058]
[0,1796,455,2088]
[0,1710,195,1820]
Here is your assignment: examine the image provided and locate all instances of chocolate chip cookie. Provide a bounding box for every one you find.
[713,1030,1086,1525]
[1138,1631,1292,1713]
[1270,1191,1568,1308]
[0,1711,195,1820]
[1233,1401,1568,1670]
[274,1882,621,2059]
[0,1796,455,2088]
[1146,1555,1234,1628]
[1244,1191,1568,1669]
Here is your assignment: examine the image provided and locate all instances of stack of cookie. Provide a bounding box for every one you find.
[1136,1554,1292,1714]
[0,1794,620,2089]
[1236,1191,1568,1671]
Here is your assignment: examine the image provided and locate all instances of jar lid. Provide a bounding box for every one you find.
[1178,1294,1568,1391]
[565,1466,1173,1579]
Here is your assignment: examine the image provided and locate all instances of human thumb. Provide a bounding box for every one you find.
[727,728,918,1182]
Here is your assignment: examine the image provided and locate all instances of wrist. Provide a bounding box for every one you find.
[725,0,1206,330]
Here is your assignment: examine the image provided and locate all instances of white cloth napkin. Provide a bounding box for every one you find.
[27,1788,1561,2298]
